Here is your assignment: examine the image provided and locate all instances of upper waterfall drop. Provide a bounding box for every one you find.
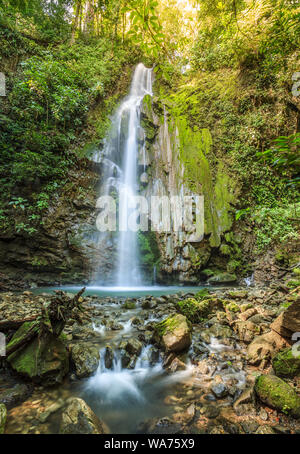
[94,63,153,286]
[117,63,153,286]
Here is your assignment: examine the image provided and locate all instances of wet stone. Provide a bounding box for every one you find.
[273,425,291,434]
[255,425,275,434]
[199,405,220,419]
[240,420,259,434]
[211,383,228,399]
[0,384,32,409]
[203,394,216,402]
[140,417,183,435]
[259,408,268,421]
[104,345,114,369]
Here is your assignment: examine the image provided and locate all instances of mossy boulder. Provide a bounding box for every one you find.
[194,288,209,300]
[207,272,237,285]
[6,321,39,353]
[71,343,100,378]
[272,348,300,378]
[228,290,248,299]
[122,300,136,310]
[153,314,192,353]
[177,296,221,322]
[7,322,69,386]
[223,300,240,313]
[200,269,214,280]
[0,403,7,434]
[176,298,211,322]
[254,374,300,418]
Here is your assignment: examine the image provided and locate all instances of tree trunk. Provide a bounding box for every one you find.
[71,0,82,44]
[85,0,95,35]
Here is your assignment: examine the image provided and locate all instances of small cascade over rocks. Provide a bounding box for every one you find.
[93,63,153,286]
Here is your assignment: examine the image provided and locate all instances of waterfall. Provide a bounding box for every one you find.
[94,63,153,286]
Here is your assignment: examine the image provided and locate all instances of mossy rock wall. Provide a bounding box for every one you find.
[176,117,236,247]
[139,91,238,283]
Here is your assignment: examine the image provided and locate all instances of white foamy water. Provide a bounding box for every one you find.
[92,322,106,336]
[121,319,132,333]
[85,345,193,406]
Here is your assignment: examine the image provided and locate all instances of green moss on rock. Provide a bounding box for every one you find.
[200,269,214,279]
[177,297,211,322]
[286,279,300,288]
[220,244,231,256]
[122,300,136,310]
[7,324,69,386]
[223,300,241,313]
[137,231,160,274]
[255,374,300,418]
[0,403,7,434]
[272,348,300,378]
[175,117,236,247]
[194,288,209,300]
[154,314,192,353]
[155,315,183,337]
[6,321,39,354]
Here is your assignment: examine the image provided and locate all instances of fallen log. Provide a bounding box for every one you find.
[0,317,37,332]
[5,321,40,357]
[3,287,86,358]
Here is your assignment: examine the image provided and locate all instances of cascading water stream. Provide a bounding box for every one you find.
[117,64,153,286]
[94,63,153,286]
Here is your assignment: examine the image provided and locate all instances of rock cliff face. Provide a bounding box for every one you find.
[0,162,100,289]
[137,93,237,284]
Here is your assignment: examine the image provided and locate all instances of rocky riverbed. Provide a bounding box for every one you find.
[0,282,300,434]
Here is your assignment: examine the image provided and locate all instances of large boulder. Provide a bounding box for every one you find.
[71,343,100,378]
[104,345,114,369]
[254,374,300,418]
[154,314,192,353]
[200,323,233,344]
[272,347,300,378]
[176,297,221,323]
[234,320,260,344]
[270,298,300,339]
[60,397,106,434]
[118,338,143,369]
[0,384,31,409]
[247,331,289,367]
[7,322,69,386]
[122,338,143,356]
[0,403,7,434]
